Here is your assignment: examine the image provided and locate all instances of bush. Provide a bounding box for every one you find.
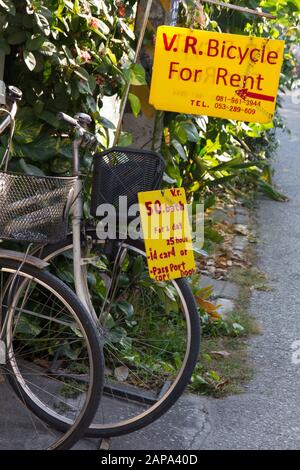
[0,0,140,175]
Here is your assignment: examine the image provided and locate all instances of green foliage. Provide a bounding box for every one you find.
[161,0,300,205]
[0,0,138,173]
[1,0,298,195]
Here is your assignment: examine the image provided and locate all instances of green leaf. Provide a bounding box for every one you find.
[40,41,56,56]
[0,0,15,15]
[7,30,27,45]
[73,0,79,14]
[74,66,90,81]
[38,110,59,128]
[191,374,209,386]
[179,121,199,142]
[204,194,216,210]
[23,50,36,71]
[88,75,96,94]
[19,159,45,176]
[26,34,45,51]
[174,125,187,144]
[204,175,236,187]
[204,226,224,243]
[33,99,44,114]
[125,64,147,86]
[209,370,221,382]
[258,180,288,202]
[166,162,182,184]
[203,138,221,154]
[118,19,135,40]
[38,6,53,21]
[117,132,133,147]
[34,12,50,36]
[117,301,134,318]
[128,93,141,117]
[86,95,97,113]
[77,80,92,95]
[171,139,187,161]
[209,158,243,172]
[163,173,177,184]
[132,256,144,277]
[14,112,42,143]
[99,117,115,130]
[61,342,79,360]
[16,136,58,161]
[15,316,41,337]
[62,45,76,65]
[90,18,110,36]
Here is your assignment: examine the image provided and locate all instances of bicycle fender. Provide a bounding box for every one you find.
[0,249,49,270]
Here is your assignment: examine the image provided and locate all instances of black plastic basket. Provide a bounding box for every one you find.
[0,172,77,244]
[90,147,165,217]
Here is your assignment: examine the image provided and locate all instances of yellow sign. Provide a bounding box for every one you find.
[138,188,196,282]
[149,26,285,123]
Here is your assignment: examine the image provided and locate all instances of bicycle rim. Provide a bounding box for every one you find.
[0,259,102,449]
[42,234,200,437]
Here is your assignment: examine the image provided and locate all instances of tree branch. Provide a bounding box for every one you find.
[200,0,277,20]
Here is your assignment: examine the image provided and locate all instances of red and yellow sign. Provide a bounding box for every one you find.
[149,26,285,123]
[138,188,196,282]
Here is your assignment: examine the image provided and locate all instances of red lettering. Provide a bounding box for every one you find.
[267,51,278,64]
[163,33,177,51]
[207,39,219,57]
[170,189,180,196]
[216,67,228,85]
[256,74,264,90]
[227,45,237,59]
[169,61,179,79]
[180,68,192,81]
[184,36,197,54]
[230,74,240,87]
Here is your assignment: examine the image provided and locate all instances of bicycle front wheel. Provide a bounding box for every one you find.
[0,258,104,449]
[41,232,201,438]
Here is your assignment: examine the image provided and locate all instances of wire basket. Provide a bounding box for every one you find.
[90,147,165,218]
[0,172,77,244]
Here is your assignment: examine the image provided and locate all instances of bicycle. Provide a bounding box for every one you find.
[3,88,201,438]
[0,86,104,449]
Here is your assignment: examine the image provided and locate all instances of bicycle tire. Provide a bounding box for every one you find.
[1,257,104,449]
[39,232,201,438]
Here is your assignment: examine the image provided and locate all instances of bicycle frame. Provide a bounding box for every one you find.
[71,136,99,324]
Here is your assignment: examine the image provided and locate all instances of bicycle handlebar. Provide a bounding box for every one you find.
[57,111,79,128]
[57,111,97,147]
